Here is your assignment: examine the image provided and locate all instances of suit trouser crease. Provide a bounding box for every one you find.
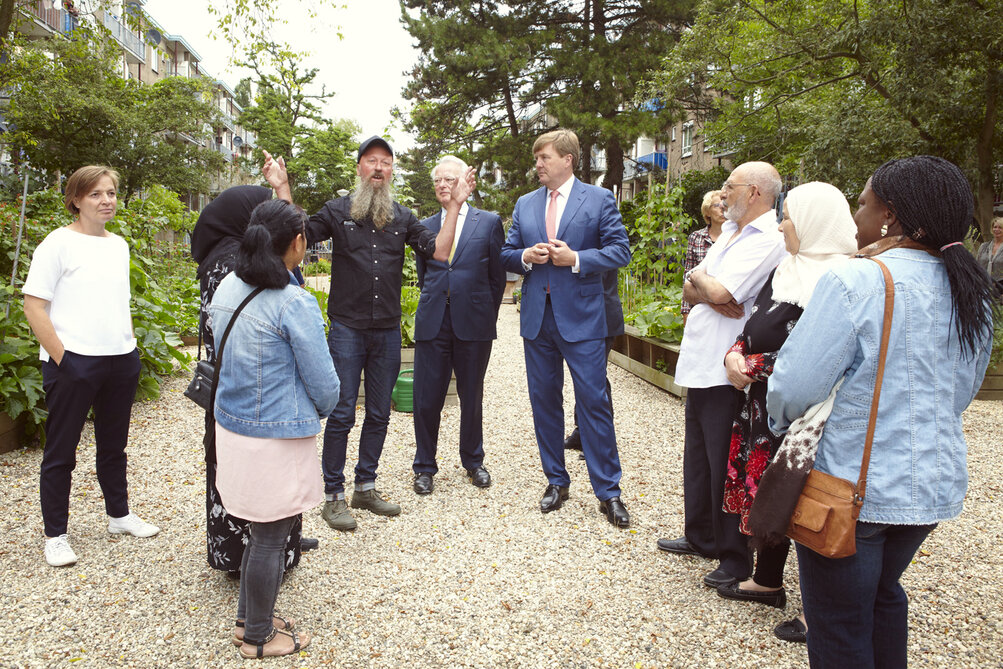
[322,321,400,496]
[524,300,622,500]
[40,350,140,537]
[413,304,491,474]
[683,385,751,578]
[572,336,615,428]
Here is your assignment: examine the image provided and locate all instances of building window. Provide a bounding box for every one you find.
[682,122,694,158]
[671,127,676,142]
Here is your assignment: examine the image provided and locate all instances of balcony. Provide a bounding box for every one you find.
[21,1,75,38]
[220,112,236,133]
[102,12,145,64]
[217,144,233,163]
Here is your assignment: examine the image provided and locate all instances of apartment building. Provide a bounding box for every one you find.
[1,0,255,202]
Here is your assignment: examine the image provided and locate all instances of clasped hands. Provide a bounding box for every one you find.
[522,240,576,267]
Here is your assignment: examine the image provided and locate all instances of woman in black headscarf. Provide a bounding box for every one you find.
[191,186,309,574]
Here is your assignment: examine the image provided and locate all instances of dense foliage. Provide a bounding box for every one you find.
[648,0,1003,239]
[619,188,692,342]
[1,28,225,201]
[401,0,698,215]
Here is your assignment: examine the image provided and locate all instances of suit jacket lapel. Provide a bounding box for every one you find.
[532,187,550,243]
[557,179,587,239]
[451,208,478,263]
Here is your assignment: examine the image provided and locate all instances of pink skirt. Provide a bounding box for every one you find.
[215,424,323,522]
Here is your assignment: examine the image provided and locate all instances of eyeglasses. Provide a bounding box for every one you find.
[432,176,458,186]
[363,157,393,169]
[721,181,756,192]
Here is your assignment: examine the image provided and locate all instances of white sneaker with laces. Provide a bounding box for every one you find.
[107,513,160,538]
[44,534,78,567]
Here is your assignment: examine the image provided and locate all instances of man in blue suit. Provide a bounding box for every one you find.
[412,156,505,494]
[501,128,632,527]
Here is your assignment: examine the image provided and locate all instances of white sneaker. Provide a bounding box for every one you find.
[44,534,78,567]
[107,513,160,538]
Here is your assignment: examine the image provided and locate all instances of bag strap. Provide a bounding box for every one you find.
[856,257,894,505]
[208,286,265,415]
[196,311,204,362]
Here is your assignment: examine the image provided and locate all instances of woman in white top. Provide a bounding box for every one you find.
[23,166,159,568]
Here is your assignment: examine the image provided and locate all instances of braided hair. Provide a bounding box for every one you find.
[870,155,996,357]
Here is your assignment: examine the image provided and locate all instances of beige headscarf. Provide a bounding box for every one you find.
[770,182,858,307]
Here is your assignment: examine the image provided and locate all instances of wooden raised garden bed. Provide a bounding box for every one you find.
[0,411,26,454]
[608,324,686,399]
[976,362,1003,401]
[357,347,458,408]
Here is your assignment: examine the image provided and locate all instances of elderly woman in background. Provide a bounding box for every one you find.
[211,198,339,658]
[768,156,995,668]
[975,216,1003,287]
[190,185,313,574]
[716,183,857,643]
[681,190,726,320]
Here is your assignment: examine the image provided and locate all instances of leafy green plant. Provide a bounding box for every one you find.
[990,317,1003,370]
[618,187,691,344]
[400,285,420,348]
[305,286,329,335]
[302,258,331,276]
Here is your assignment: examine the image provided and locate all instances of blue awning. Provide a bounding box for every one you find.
[636,152,667,169]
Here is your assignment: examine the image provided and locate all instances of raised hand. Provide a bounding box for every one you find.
[449,166,477,206]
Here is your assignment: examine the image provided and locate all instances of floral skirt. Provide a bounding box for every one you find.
[722,381,783,535]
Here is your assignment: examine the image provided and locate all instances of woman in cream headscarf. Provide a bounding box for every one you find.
[714,182,857,637]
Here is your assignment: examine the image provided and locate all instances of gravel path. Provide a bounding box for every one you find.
[2,303,1001,667]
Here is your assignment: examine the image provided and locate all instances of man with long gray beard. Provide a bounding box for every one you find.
[263,136,474,531]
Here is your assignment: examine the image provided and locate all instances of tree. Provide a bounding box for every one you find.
[648,0,1003,238]
[287,121,360,214]
[2,29,224,200]
[400,0,697,208]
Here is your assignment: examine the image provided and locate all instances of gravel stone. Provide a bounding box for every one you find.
[1,304,1000,667]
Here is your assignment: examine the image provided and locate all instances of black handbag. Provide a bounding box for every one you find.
[184,287,264,411]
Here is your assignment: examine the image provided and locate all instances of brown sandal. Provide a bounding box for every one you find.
[238,627,310,659]
[232,615,295,646]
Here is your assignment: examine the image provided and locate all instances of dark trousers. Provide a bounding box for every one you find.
[322,320,401,496]
[571,336,615,429]
[683,385,750,579]
[753,540,791,589]
[412,304,492,474]
[524,300,622,500]
[236,515,297,643]
[40,349,141,537]
[797,522,936,669]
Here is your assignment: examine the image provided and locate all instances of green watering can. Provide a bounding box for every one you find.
[391,369,415,413]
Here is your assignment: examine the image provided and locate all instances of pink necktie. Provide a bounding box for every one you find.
[546,190,559,240]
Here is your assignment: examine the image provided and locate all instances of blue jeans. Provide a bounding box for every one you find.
[796,521,936,669]
[321,320,401,496]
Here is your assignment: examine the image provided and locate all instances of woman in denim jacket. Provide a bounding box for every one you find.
[210,199,339,659]
[767,156,995,669]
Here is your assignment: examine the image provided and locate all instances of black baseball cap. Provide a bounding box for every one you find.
[357,136,394,162]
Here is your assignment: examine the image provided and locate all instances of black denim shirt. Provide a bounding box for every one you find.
[306,196,437,329]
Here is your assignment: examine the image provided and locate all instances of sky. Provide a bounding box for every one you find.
[141,0,420,150]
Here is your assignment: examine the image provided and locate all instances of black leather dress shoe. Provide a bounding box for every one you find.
[656,536,708,557]
[599,497,630,527]
[413,472,434,495]
[703,567,741,588]
[564,428,583,451]
[717,581,787,608]
[540,484,570,513]
[466,466,491,488]
[300,537,319,552]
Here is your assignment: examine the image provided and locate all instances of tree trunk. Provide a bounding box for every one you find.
[975,70,1000,240]
[0,0,15,52]
[601,137,623,194]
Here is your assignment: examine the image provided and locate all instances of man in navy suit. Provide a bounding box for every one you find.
[501,128,632,527]
[412,156,505,494]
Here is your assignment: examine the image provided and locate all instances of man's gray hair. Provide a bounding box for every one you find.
[431,155,469,179]
[743,161,783,205]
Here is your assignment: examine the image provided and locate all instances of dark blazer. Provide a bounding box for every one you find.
[501,179,631,342]
[415,206,506,341]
